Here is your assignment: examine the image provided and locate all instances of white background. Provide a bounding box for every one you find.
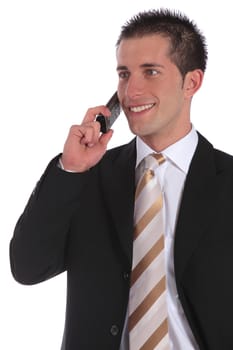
[1,1,233,349]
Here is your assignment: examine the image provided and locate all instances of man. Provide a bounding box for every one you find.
[10,9,233,350]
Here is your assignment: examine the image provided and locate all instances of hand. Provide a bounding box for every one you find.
[61,106,113,172]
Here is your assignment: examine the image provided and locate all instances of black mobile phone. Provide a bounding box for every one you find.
[96,92,121,133]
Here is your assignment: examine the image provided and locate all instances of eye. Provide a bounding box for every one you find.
[118,71,130,79]
[145,69,159,77]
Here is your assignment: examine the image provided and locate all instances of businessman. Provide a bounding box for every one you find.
[10,9,233,350]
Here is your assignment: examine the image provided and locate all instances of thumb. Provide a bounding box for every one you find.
[99,129,114,148]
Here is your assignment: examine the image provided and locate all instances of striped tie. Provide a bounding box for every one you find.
[129,153,169,350]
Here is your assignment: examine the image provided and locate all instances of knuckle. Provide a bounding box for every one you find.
[69,124,79,132]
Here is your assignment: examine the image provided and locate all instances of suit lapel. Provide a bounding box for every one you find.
[174,133,219,283]
[100,139,136,267]
[99,134,219,276]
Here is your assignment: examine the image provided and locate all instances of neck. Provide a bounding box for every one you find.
[140,123,192,152]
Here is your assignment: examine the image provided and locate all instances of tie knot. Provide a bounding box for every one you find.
[144,153,165,171]
[135,153,165,187]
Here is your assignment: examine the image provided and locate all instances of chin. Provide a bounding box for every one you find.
[128,125,149,138]
[127,122,140,135]
[127,114,156,135]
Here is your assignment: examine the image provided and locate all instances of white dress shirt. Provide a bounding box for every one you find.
[120,126,199,350]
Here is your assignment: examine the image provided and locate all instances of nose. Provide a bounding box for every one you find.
[125,75,144,99]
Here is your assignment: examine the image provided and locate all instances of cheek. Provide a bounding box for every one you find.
[117,84,126,106]
[159,83,184,105]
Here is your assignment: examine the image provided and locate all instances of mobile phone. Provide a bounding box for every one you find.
[96,92,121,133]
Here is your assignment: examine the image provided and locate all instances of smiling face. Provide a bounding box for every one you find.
[116,34,202,151]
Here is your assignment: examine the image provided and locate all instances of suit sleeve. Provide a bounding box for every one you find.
[10,155,90,285]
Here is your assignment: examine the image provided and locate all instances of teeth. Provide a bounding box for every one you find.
[130,103,154,112]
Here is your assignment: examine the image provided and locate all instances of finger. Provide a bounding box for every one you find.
[79,127,97,146]
[99,129,114,148]
[79,122,102,146]
[82,106,111,124]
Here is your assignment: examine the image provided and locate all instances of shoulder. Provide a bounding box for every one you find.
[197,132,233,173]
[213,148,233,173]
[103,138,136,162]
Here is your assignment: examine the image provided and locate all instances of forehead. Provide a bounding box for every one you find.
[116,34,172,65]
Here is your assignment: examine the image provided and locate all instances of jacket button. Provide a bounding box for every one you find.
[110,325,119,336]
[123,271,130,280]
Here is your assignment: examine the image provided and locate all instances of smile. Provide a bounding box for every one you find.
[129,103,155,113]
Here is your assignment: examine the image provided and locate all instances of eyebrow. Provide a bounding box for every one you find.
[116,63,165,71]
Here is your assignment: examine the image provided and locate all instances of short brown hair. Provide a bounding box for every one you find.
[116,9,208,78]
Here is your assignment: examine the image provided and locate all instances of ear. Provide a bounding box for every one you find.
[183,69,204,98]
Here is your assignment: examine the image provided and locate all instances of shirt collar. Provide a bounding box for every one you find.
[136,126,198,174]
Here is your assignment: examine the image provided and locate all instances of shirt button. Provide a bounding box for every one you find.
[110,325,119,336]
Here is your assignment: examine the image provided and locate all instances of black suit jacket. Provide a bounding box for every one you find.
[10,133,233,350]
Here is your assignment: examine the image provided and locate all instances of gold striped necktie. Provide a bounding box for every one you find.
[129,153,170,350]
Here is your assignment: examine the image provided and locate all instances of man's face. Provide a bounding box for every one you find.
[116,34,192,150]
